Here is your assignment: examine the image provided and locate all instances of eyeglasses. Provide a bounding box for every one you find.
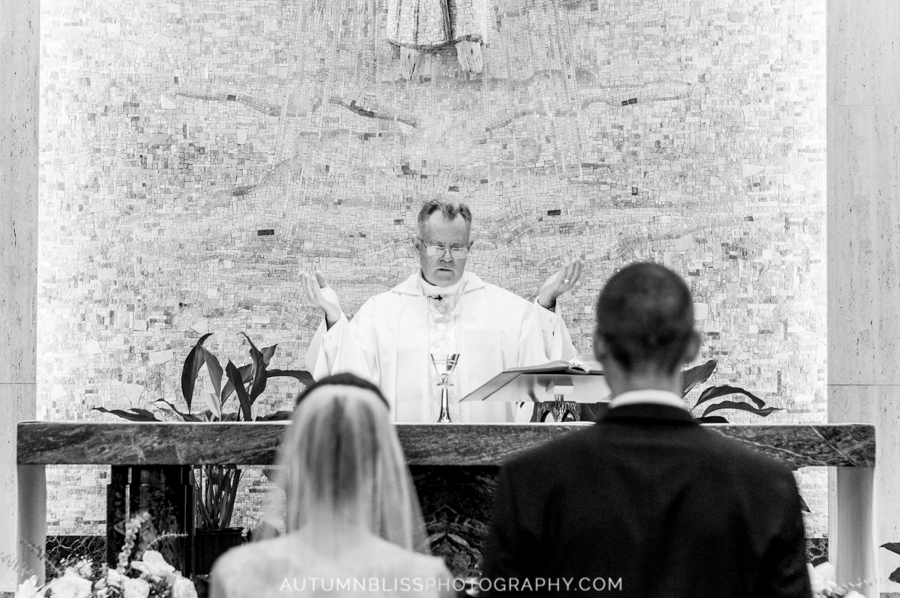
[417,238,470,259]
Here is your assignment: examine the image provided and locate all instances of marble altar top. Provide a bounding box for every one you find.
[17,421,874,468]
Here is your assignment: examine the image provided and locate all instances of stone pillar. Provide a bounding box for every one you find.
[0,0,40,592]
[828,0,900,593]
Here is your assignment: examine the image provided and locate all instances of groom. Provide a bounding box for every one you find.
[481,262,811,597]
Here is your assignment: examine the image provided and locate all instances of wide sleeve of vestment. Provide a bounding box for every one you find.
[304,298,382,386]
[531,299,577,362]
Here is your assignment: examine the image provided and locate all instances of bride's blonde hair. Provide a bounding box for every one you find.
[275,374,428,553]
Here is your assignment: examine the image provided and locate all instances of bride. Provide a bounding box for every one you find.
[210,374,455,598]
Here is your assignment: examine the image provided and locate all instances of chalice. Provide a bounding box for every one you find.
[430,353,460,423]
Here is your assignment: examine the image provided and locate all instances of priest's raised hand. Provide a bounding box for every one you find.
[538,258,584,310]
[300,270,342,329]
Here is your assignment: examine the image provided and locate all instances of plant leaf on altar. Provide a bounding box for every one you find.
[240,332,265,377]
[696,384,766,409]
[701,401,781,418]
[682,359,717,396]
[882,542,900,555]
[204,392,223,420]
[248,361,269,407]
[92,407,161,422]
[226,361,253,421]
[891,567,900,584]
[200,346,224,399]
[267,369,316,387]
[181,333,214,412]
[221,364,252,405]
[261,344,277,367]
[153,399,203,422]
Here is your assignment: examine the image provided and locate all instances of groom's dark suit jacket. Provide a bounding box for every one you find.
[482,402,812,598]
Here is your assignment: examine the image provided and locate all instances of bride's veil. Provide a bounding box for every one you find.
[260,374,430,555]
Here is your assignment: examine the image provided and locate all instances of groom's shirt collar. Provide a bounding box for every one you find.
[609,389,688,411]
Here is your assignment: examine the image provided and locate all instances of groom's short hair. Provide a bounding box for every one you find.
[595,262,695,374]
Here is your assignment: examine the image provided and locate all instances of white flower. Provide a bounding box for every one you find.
[74,559,92,579]
[131,550,176,579]
[43,568,92,598]
[104,567,127,587]
[122,577,151,598]
[15,575,43,598]
[172,575,199,598]
[809,562,838,596]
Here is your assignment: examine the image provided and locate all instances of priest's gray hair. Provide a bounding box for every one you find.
[416,199,473,236]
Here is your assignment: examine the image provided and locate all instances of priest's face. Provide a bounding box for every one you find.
[416,213,472,287]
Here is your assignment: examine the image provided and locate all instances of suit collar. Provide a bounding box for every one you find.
[392,270,487,296]
[600,403,698,425]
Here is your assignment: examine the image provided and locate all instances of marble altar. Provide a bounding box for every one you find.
[17,422,876,582]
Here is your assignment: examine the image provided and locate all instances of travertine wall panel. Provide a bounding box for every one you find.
[828,0,900,590]
[828,106,900,385]
[37,0,826,535]
[1,0,40,590]
[827,0,900,106]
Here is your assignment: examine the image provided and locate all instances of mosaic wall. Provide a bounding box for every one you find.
[37,0,826,535]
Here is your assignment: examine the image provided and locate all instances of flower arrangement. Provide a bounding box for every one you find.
[808,562,867,598]
[15,513,197,598]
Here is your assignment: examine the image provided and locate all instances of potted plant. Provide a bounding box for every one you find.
[95,332,314,574]
[680,359,781,423]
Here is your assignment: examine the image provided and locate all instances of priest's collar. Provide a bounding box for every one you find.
[417,271,464,298]
[393,270,487,296]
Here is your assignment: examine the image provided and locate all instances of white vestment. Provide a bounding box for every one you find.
[305,271,576,422]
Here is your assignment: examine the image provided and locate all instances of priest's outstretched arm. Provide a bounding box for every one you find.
[301,271,381,385]
[533,258,583,362]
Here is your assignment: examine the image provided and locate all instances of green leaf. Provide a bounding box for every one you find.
[256,410,294,421]
[221,364,252,405]
[226,361,253,421]
[701,400,782,418]
[682,359,717,397]
[153,399,203,422]
[199,346,223,399]
[267,369,316,387]
[696,385,766,409]
[240,333,272,407]
[220,467,242,528]
[260,344,278,367]
[248,369,268,406]
[882,542,900,556]
[204,392,222,420]
[92,407,161,422]
[240,332,265,375]
[181,333,213,412]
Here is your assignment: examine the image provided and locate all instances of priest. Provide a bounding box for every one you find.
[301,199,582,422]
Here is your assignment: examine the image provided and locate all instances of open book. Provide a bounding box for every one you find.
[507,355,604,375]
[461,355,610,404]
